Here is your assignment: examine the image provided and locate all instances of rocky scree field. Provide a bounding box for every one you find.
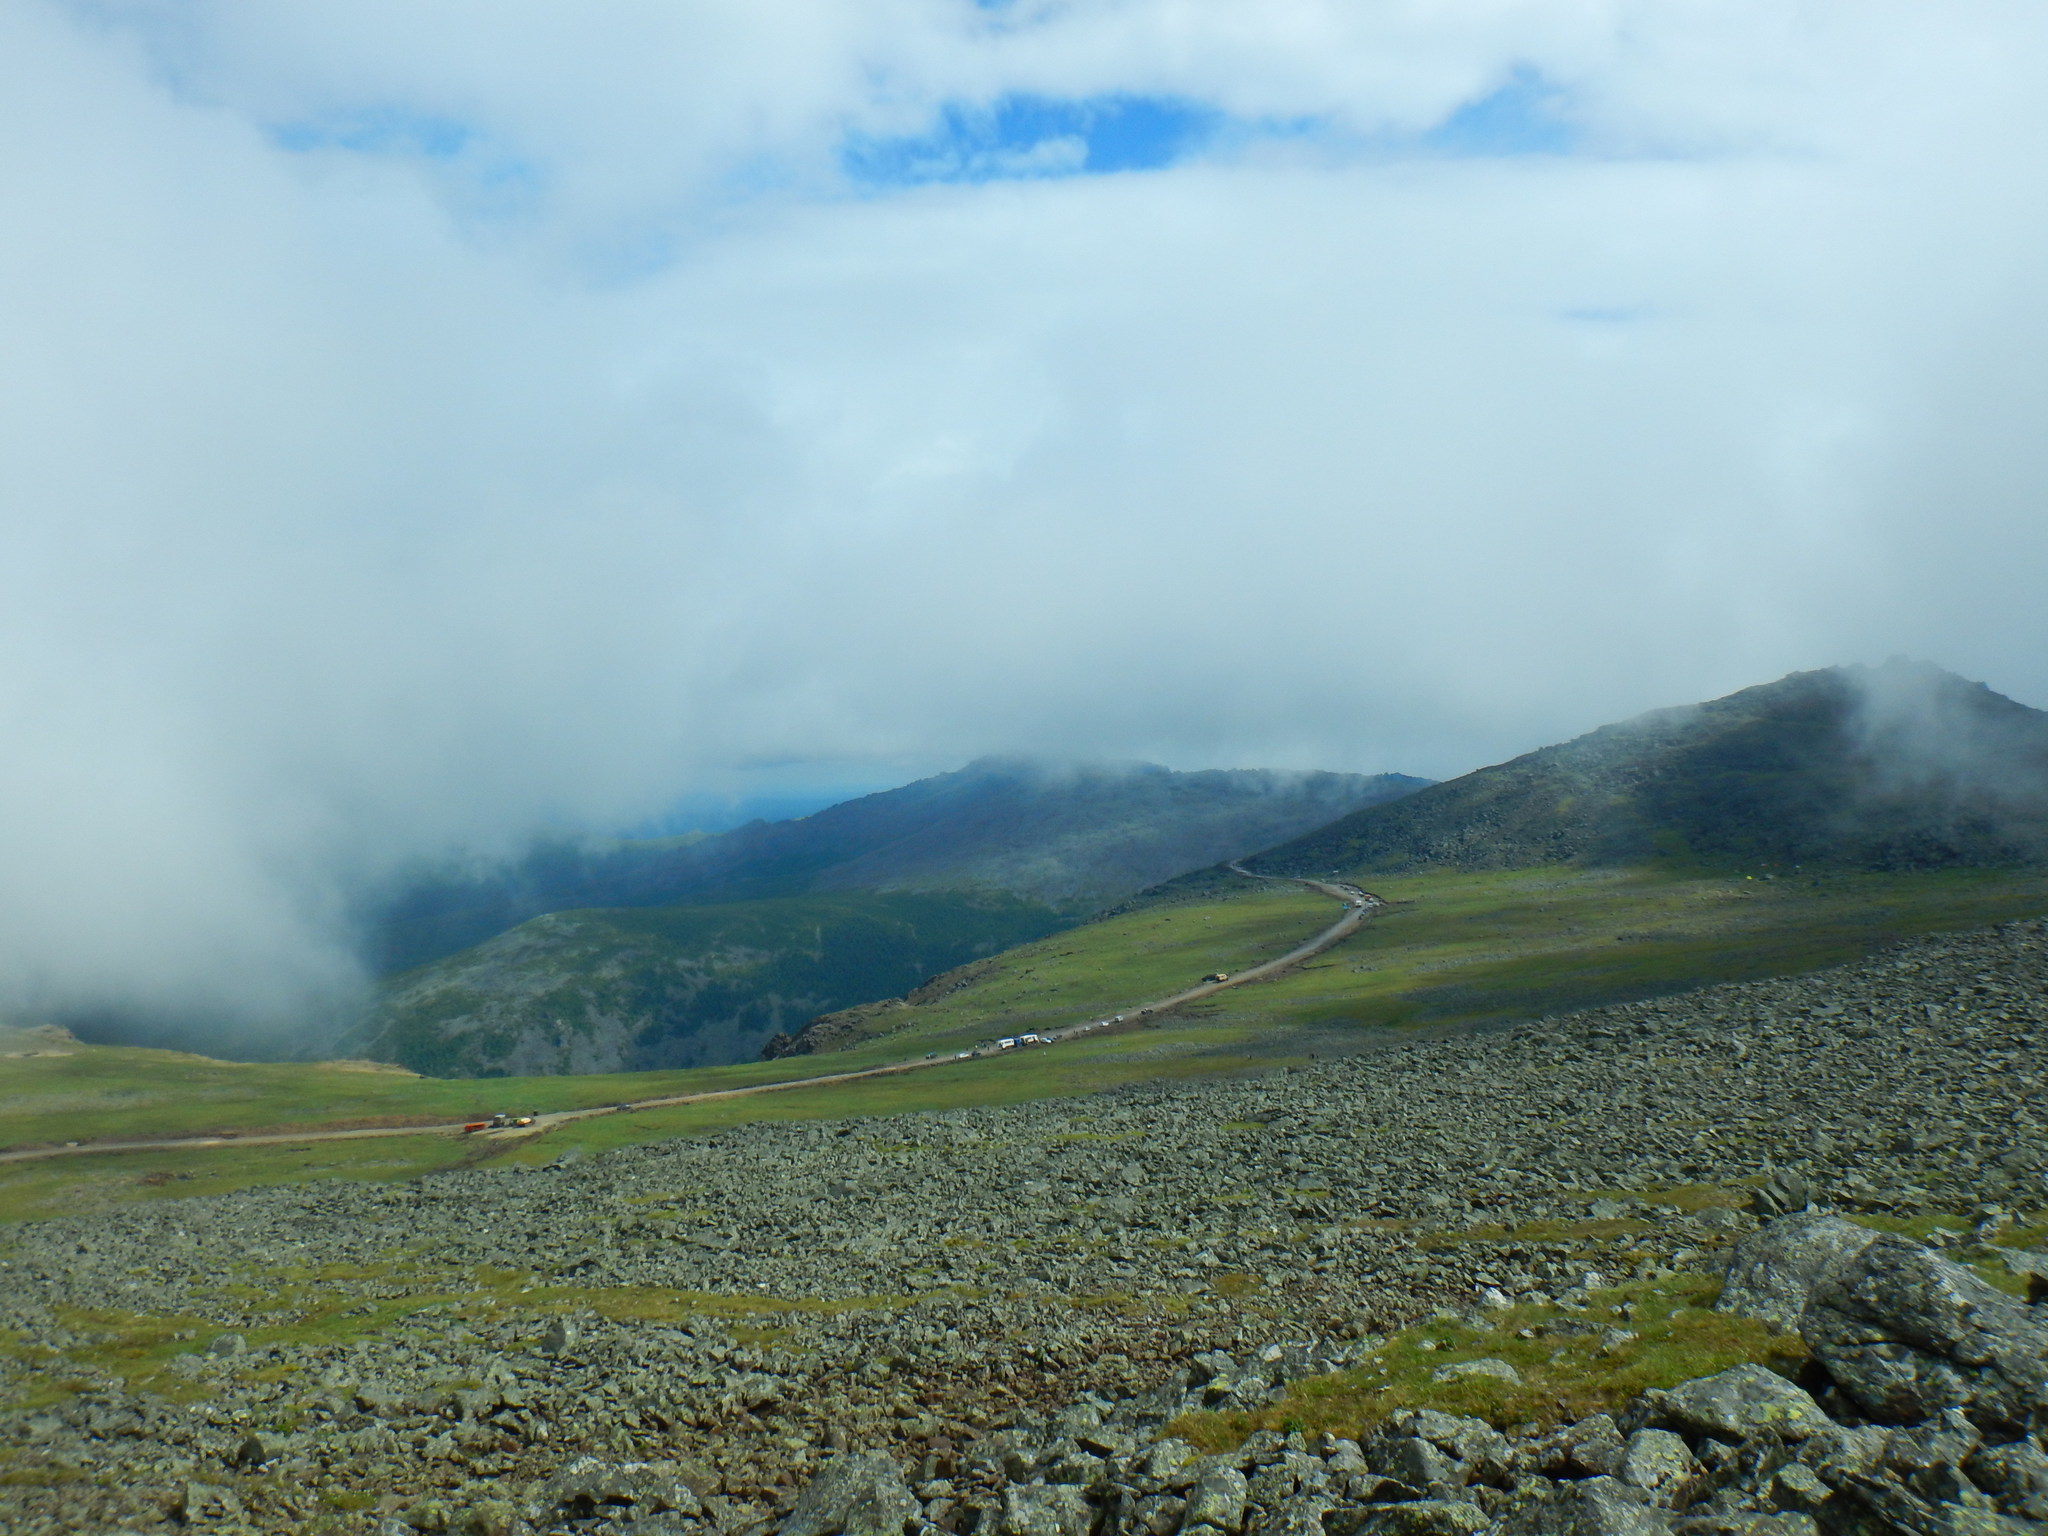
[1,920,2044,1535]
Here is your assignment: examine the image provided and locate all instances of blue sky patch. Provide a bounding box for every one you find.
[843,71,1578,191]
[845,93,1232,186]
[1423,68,1577,158]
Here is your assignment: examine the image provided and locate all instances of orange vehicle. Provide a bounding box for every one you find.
[461,1121,489,1133]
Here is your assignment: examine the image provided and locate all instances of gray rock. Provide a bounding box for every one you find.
[1368,1437,1462,1490]
[1794,1424,1889,1486]
[1966,1439,2048,1520]
[1831,1469,2035,1536]
[531,1458,705,1525]
[1182,1465,1249,1533]
[206,1333,247,1357]
[1529,1416,1626,1480]
[1141,1440,1201,1489]
[1637,1366,1830,1444]
[1251,1493,1336,1536]
[1716,1215,1879,1331]
[1433,1358,1522,1386]
[1883,1408,1983,1482]
[454,1502,520,1536]
[1802,1233,2048,1432]
[1352,1500,1492,1536]
[1387,1411,1512,1488]
[1617,1430,1699,1508]
[780,1454,915,1536]
[1761,1464,1828,1515]
[1501,1475,1673,1536]
[1749,1171,1816,1222]
[1130,1496,1189,1536]
[1668,1517,1815,1536]
[1002,1484,1094,1536]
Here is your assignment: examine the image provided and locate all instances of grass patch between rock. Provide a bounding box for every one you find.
[1168,1272,1805,1449]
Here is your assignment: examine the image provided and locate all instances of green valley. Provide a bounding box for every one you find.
[8,857,2046,1225]
[352,890,1070,1077]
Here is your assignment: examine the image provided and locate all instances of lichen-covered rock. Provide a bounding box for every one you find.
[1965,1438,2048,1521]
[1761,1463,1828,1515]
[1250,1492,1337,1536]
[1182,1464,1250,1533]
[1379,1410,1512,1488]
[1521,1416,1629,1480]
[1002,1483,1095,1536]
[1635,1366,1831,1444]
[1749,1170,1817,1222]
[1367,1437,1462,1491]
[1500,1475,1673,1536]
[778,1453,916,1536]
[1617,1430,1700,1509]
[1433,1358,1522,1386]
[529,1457,704,1526]
[1716,1214,1880,1331]
[1353,1499,1492,1536]
[1793,1424,1888,1487]
[1801,1234,2048,1433]
[1830,1469,2035,1536]
[1668,1516,1816,1536]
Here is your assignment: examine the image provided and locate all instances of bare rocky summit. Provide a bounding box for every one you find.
[2,920,2044,1534]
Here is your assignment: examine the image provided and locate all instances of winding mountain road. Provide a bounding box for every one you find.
[0,869,1382,1164]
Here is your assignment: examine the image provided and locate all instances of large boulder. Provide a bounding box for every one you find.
[779,1453,918,1536]
[1801,1233,2048,1433]
[1717,1214,1880,1331]
[1617,1430,1701,1509]
[1001,1484,1095,1536]
[1632,1366,1831,1444]
[1366,1411,1511,1490]
[526,1458,703,1528]
[1182,1464,1250,1533]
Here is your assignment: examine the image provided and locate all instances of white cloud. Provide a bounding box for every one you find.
[5,0,2048,1032]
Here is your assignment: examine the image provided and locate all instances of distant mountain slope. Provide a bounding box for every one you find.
[1244,662,2048,878]
[372,760,1428,973]
[352,892,1069,1077]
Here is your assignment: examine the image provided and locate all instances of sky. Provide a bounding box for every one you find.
[6,0,2048,1032]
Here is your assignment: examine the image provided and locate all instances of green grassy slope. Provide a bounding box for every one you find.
[354,891,1071,1077]
[786,864,2048,1054]
[9,862,2047,1226]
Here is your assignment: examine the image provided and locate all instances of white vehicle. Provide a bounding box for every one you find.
[997,1037,1019,1050]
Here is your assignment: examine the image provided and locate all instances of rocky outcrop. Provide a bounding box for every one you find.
[765,961,1004,1058]
[1246,662,2048,877]
[3,920,2045,1533]
[1723,1218,2048,1440]
[771,1223,2047,1536]
[1716,1216,1881,1333]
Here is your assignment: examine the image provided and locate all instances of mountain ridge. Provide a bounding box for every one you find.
[356,759,1427,1075]
[1241,661,2048,879]
[371,758,1428,973]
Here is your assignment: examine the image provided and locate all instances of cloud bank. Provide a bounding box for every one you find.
[5,0,2048,1034]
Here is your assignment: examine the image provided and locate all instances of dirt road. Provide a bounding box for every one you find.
[0,871,1381,1164]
